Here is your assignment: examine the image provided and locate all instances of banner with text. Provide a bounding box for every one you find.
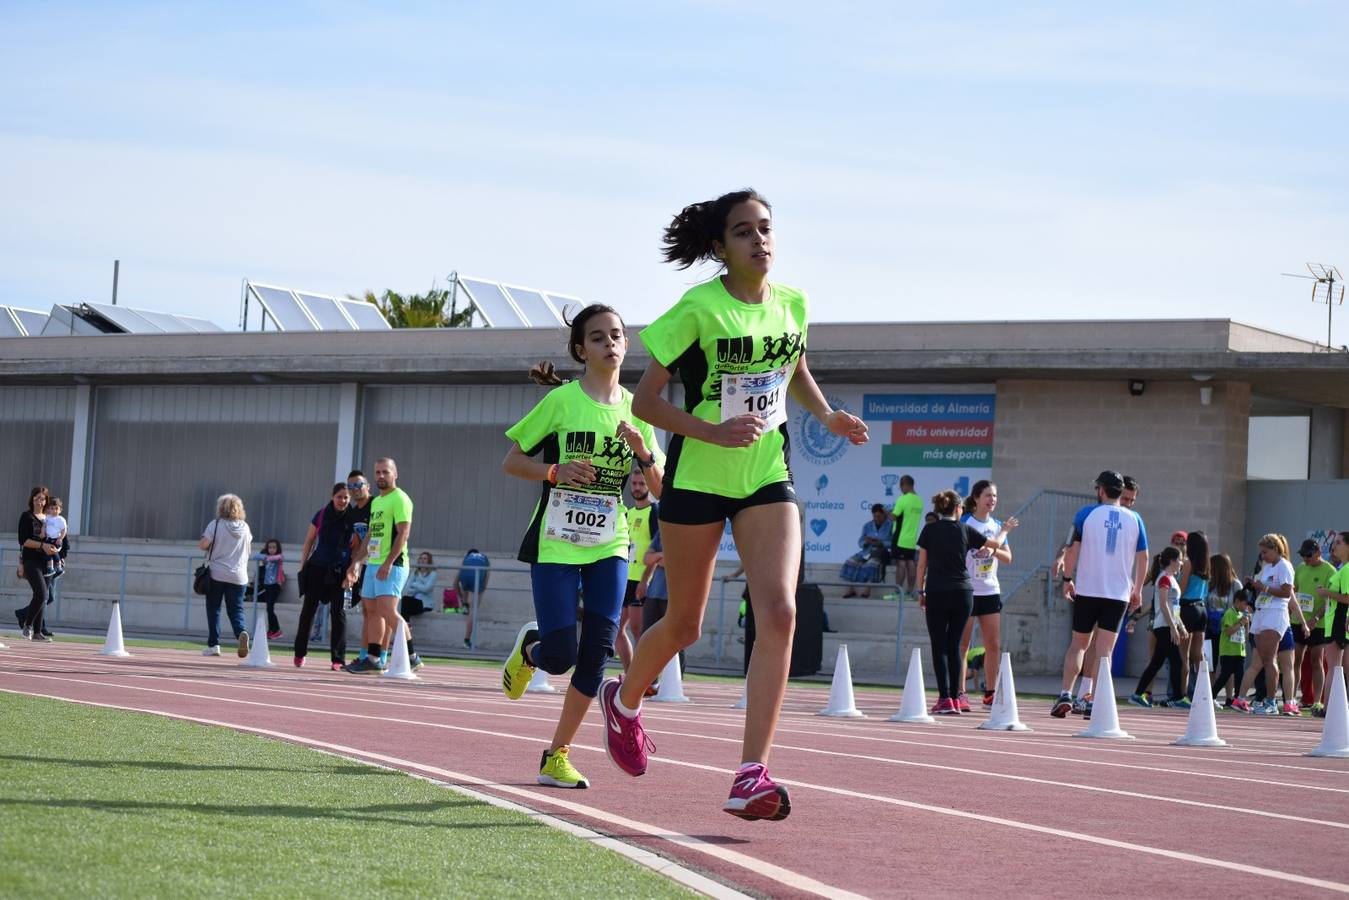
[717,387,996,564]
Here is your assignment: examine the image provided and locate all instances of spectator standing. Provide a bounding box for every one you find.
[401,552,438,621]
[618,471,659,668]
[1294,538,1337,713]
[914,489,1013,714]
[199,494,253,658]
[346,457,420,674]
[1206,554,1239,668]
[252,538,285,640]
[840,504,892,598]
[293,482,351,670]
[15,485,57,641]
[1055,471,1148,718]
[1128,548,1186,708]
[1213,592,1252,707]
[1314,531,1349,713]
[458,548,491,649]
[341,472,375,668]
[1177,531,1210,700]
[889,476,923,601]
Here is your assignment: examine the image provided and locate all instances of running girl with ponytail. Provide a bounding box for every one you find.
[499,304,663,790]
[599,189,868,821]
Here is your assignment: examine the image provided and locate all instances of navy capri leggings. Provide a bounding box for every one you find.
[528,556,626,697]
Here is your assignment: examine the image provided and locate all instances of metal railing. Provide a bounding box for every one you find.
[997,489,1095,607]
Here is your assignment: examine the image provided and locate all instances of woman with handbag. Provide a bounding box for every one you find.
[198,493,253,658]
[293,482,352,670]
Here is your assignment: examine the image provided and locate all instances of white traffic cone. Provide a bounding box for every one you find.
[889,647,935,723]
[525,667,558,693]
[978,652,1030,731]
[818,644,865,717]
[381,619,417,680]
[1075,656,1132,739]
[731,684,747,709]
[1173,656,1226,747]
[650,654,691,703]
[1309,666,1349,758]
[97,602,132,658]
[240,608,275,668]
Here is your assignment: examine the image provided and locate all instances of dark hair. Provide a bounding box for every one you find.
[45,496,62,508]
[964,480,994,516]
[263,538,282,555]
[661,189,772,270]
[1122,475,1139,491]
[924,512,938,523]
[1209,554,1235,597]
[528,303,624,386]
[870,503,884,514]
[900,475,914,489]
[930,490,960,517]
[347,469,364,480]
[1186,531,1210,579]
[1145,545,1182,585]
[28,485,49,513]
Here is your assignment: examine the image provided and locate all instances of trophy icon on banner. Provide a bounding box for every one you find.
[881,473,899,496]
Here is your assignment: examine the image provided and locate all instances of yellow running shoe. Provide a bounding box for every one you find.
[501,621,539,700]
[537,746,589,789]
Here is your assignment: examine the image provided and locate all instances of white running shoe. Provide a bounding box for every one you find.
[201,645,221,656]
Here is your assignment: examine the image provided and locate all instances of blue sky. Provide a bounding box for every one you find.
[3,2,1347,340]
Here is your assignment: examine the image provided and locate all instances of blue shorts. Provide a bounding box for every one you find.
[362,563,408,599]
[530,556,627,633]
[1278,627,1294,652]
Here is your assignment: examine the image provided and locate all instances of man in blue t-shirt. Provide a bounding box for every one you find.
[1053,470,1149,718]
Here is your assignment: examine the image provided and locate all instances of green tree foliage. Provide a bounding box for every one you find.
[353,284,474,329]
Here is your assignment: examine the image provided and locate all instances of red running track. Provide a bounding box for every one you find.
[3,641,1348,899]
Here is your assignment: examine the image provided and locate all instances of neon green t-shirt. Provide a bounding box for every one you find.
[1325,565,1349,638]
[1294,561,1337,622]
[506,381,663,566]
[367,488,412,567]
[638,278,808,498]
[891,492,924,550]
[625,503,657,582]
[1218,606,1248,657]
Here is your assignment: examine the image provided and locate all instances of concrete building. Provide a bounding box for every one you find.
[2,319,1346,679]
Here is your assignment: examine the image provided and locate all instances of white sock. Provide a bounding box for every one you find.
[1080,676,1093,697]
[614,692,641,719]
[737,761,764,773]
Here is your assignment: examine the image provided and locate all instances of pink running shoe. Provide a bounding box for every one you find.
[599,677,654,777]
[1281,701,1300,716]
[956,693,972,713]
[723,763,791,821]
[293,656,305,668]
[1231,697,1251,712]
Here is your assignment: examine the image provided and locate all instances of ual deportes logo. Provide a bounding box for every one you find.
[795,397,851,466]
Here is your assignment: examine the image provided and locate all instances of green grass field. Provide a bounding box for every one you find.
[0,693,694,899]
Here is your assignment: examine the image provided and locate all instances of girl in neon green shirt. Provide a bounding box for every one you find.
[597,188,869,822]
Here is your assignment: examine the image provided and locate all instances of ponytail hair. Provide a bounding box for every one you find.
[661,189,772,270]
[930,490,960,517]
[1145,546,1182,586]
[1258,533,1290,561]
[526,303,624,386]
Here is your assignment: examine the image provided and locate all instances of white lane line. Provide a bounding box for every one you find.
[6,666,1347,835]
[0,686,863,900]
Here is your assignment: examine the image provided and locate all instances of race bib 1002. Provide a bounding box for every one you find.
[544,489,618,547]
[721,366,790,429]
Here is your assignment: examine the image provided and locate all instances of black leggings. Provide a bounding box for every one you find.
[293,563,347,663]
[1212,654,1245,697]
[924,589,973,699]
[260,584,281,633]
[21,564,50,634]
[1135,626,1183,700]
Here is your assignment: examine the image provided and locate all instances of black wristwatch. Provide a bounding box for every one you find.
[636,453,655,470]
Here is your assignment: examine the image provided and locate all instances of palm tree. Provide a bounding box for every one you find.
[351,284,474,329]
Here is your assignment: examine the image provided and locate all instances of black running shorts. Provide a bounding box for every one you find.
[658,481,797,527]
[1071,594,1127,635]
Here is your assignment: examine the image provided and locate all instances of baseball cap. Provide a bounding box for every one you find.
[1170,530,1188,545]
[1298,539,1320,558]
[1093,471,1124,492]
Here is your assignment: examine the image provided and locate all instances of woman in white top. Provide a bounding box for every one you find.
[1235,534,1310,715]
[198,493,253,658]
[957,481,1016,708]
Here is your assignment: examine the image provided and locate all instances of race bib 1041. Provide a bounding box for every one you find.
[721,366,790,429]
[544,489,618,548]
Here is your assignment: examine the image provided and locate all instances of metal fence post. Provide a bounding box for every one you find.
[119,553,128,606]
[184,556,194,629]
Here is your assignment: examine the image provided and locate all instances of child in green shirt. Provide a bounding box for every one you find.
[1214,593,1252,708]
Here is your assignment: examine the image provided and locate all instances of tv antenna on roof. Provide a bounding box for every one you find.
[1281,263,1343,349]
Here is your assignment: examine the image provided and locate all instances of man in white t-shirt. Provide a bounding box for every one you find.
[1054,471,1149,718]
